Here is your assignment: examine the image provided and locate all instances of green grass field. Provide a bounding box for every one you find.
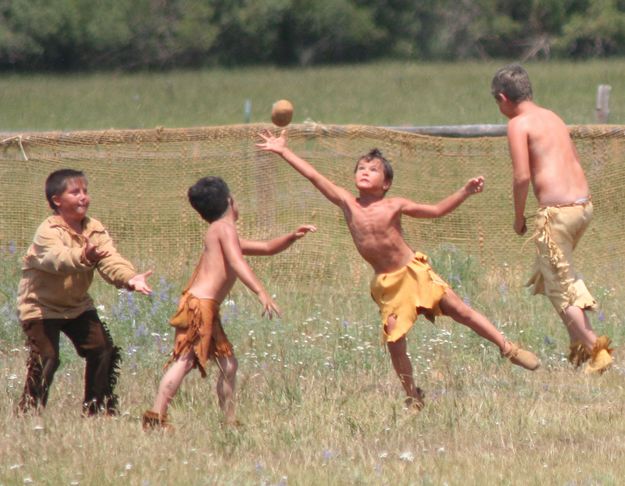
[1,60,625,131]
[1,61,625,485]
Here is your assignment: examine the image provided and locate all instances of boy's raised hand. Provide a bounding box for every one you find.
[128,270,153,295]
[464,176,485,196]
[83,238,110,265]
[293,224,317,240]
[256,129,287,154]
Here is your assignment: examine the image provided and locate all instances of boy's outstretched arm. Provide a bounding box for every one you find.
[241,224,316,256]
[256,130,352,207]
[219,223,281,318]
[401,176,484,218]
[128,270,153,295]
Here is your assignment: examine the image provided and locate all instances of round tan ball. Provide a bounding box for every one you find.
[271,99,293,127]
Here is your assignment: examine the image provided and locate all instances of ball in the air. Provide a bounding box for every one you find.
[271,99,293,127]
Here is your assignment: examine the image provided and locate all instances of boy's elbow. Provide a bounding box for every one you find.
[513,174,530,187]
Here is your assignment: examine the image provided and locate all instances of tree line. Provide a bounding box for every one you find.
[1,0,625,70]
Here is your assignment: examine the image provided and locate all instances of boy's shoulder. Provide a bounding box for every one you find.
[507,107,536,131]
[38,215,105,234]
[510,103,564,131]
[204,217,237,239]
[83,216,106,231]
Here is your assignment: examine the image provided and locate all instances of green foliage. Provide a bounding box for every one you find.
[429,244,479,301]
[557,0,625,57]
[210,0,291,64]
[286,0,377,64]
[4,0,625,70]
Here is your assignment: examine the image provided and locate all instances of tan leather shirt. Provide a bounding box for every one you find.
[17,215,136,321]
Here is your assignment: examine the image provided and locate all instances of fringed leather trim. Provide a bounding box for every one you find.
[142,410,172,430]
[102,320,122,413]
[568,341,591,367]
[591,335,614,358]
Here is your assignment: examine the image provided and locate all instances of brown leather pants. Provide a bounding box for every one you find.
[19,310,121,415]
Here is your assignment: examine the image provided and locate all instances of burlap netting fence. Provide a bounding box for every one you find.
[1,123,624,294]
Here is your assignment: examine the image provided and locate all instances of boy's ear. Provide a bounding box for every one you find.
[50,194,61,209]
[495,93,508,103]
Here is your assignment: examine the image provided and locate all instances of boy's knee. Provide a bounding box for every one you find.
[79,315,115,357]
[219,356,238,378]
[228,357,239,376]
[384,313,398,336]
[39,355,61,380]
[458,306,475,322]
[24,352,61,391]
[28,345,60,370]
[89,340,115,362]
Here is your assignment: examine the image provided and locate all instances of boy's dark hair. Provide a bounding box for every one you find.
[45,169,87,212]
[491,63,533,103]
[188,176,231,222]
[354,148,394,185]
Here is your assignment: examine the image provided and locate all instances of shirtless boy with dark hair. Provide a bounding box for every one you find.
[143,176,315,428]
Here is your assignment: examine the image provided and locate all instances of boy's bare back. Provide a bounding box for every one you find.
[187,218,240,302]
[508,102,589,207]
[184,179,313,317]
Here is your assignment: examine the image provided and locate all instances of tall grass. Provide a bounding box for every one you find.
[2,244,624,485]
[1,60,625,131]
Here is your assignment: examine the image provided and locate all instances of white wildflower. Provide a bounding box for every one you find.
[399,451,414,462]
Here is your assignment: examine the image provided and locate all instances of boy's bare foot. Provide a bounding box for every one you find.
[502,341,540,370]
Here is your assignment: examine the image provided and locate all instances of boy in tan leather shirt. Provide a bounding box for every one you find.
[17,168,153,415]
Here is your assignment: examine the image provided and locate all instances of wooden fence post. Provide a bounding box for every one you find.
[596,84,612,123]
